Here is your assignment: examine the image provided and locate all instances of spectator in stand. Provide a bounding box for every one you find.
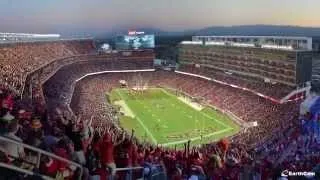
[80,117,94,154]
[40,155,60,178]
[1,93,14,112]
[116,130,136,180]
[86,143,99,179]
[53,139,74,179]
[25,118,43,148]
[41,127,60,152]
[0,117,25,162]
[95,126,124,180]
[0,111,14,135]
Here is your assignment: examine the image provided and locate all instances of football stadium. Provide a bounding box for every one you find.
[0,31,320,180]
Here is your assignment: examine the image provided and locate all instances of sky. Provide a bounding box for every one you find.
[0,0,319,35]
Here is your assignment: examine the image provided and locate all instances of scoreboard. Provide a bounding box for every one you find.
[115,31,155,50]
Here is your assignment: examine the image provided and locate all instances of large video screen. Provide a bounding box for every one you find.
[115,35,155,50]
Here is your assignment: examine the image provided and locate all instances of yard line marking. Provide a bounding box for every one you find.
[200,111,229,129]
[115,88,235,147]
[116,90,158,144]
[160,127,233,147]
[160,88,229,129]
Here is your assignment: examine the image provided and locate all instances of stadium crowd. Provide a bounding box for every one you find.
[0,40,95,94]
[0,41,319,180]
[43,59,319,179]
[178,64,294,100]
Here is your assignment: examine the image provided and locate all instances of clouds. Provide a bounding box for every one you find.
[0,0,319,34]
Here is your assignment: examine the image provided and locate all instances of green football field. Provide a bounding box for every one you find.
[109,88,240,147]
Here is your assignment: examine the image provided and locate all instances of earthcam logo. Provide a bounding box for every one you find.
[281,169,315,177]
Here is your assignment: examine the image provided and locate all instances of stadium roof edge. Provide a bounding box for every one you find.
[179,41,311,52]
[184,35,314,51]
[0,32,61,37]
[0,37,94,44]
[192,35,312,40]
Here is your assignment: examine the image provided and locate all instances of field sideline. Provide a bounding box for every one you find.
[108,88,240,147]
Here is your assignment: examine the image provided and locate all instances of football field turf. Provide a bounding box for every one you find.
[109,88,240,147]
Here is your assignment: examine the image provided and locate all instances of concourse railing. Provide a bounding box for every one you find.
[0,135,83,180]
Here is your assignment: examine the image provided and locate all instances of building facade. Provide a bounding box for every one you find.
[179,36,313,87]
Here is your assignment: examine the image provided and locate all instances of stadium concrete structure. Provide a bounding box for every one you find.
[1,33,320,179]
[179,36,315,103]
[0,32,60,43]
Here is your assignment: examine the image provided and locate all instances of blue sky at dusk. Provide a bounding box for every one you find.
[0,0,319,34]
